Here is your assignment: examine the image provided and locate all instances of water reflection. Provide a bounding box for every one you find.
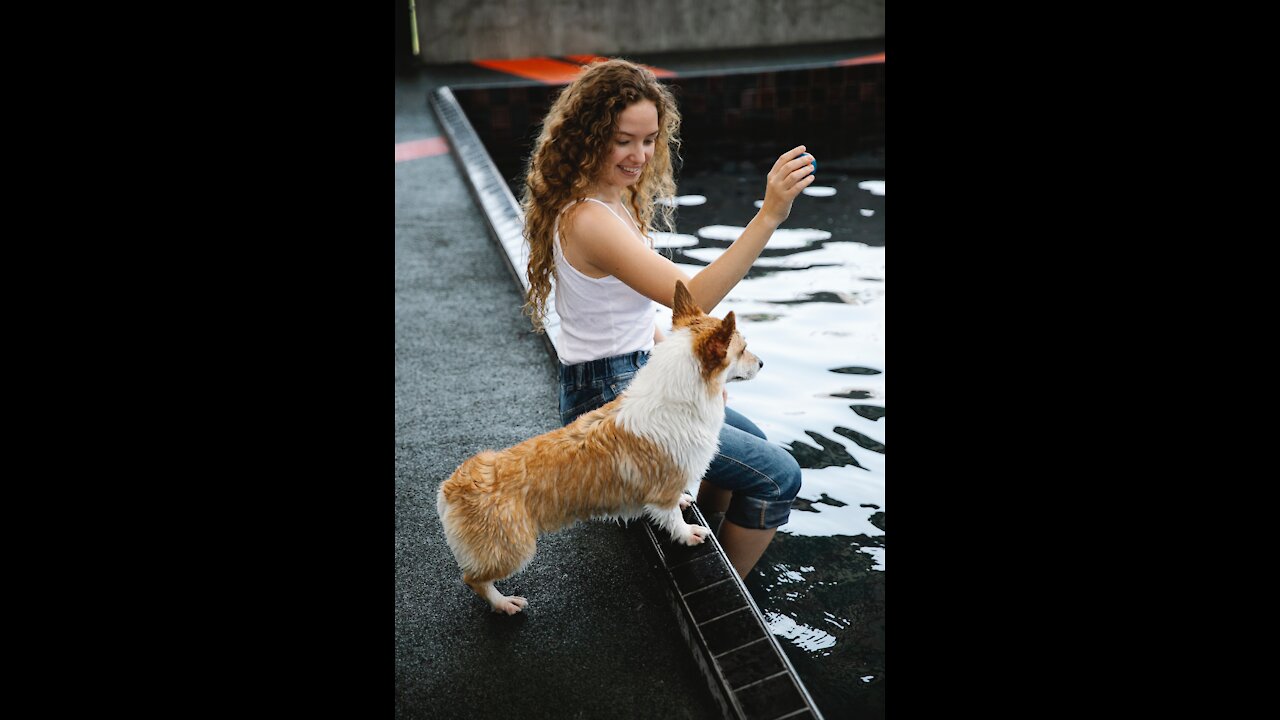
[788,431,866,470]
[655,166,886,542]
[803,185,838,197]
[851,405,886,422]
[654,160,885,719]
[656,194,707,207]
[765,611,837,652]
[747,531,885,719]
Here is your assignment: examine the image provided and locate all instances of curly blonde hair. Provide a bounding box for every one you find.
[520,59,682,332]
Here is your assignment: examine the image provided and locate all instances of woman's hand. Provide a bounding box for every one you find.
[759,145,816,225]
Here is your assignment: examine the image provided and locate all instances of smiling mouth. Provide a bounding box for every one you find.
[619,165,643,176]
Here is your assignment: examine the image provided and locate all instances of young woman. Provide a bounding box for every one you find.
[520,59,814,578]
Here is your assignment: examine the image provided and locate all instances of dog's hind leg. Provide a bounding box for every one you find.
[461,533,537,615]
[463,572,529,615]
[645,504,710,547]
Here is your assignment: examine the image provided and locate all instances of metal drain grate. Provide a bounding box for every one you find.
[644,503,824,720]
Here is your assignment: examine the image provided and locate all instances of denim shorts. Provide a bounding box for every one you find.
[558,350,802,529]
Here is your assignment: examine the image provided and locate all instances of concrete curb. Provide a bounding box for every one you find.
[429,86,560,363]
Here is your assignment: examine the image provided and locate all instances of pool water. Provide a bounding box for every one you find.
[651,150,885,719]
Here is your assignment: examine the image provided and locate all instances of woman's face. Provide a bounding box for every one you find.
[599,99,659,190]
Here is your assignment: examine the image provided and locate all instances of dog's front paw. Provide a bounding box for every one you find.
[678,492,694,510]
[680,524,711,546]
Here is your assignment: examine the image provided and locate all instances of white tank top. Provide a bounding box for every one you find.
[553,198,657,365]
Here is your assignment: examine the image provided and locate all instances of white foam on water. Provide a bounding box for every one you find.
[803,186,837,197]
[860,209,874,217]
[858,180,885,196]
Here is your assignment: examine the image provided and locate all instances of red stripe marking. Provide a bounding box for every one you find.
[472,57,588,84]
[836,52,886,67]
[395,136,449,163]
[563,54,677,78]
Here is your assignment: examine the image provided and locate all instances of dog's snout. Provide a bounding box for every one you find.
[758,359,764,369]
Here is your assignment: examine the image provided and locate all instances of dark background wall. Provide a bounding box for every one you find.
[452,63,887,190]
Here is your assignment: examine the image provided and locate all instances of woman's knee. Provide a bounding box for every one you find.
[774,450,802,501]
[743,443,803,502]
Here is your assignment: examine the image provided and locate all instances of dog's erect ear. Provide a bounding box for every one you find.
[697,310,736,377]
[709,311,736,355]
[719,311,736,338]
[672,280,702,325]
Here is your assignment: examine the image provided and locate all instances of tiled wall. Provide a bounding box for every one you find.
[453,63,886,193]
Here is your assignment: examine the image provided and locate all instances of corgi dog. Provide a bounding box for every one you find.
[437,280,762,614]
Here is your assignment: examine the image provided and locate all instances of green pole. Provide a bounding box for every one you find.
[409,0,419,56]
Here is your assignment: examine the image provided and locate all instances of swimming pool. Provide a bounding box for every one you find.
[449,60,885,719]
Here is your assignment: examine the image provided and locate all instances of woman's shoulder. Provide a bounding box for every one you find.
[561,199,619,234]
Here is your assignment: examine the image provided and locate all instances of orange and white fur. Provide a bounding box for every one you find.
[437,280,762,614]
